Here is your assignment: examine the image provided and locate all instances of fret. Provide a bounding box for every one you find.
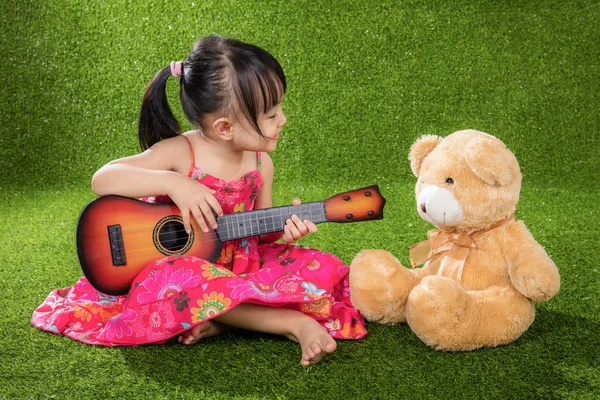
[241,213,248,237]
[245,212,254,236]
[235,213,242,239]
[230,213,237,241]
[309,202,319,223]
[249,210,259,235]
[309,202,326,224]
[274,207,282,232]
[298,203,309,222]
[231,213,236,238]
[240,212,246,237]
[268,207,275,232]
[252,209,267,234]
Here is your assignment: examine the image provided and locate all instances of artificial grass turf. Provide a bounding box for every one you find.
[1,0,599,399]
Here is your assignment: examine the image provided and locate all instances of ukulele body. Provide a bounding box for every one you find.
[77,196,222,295]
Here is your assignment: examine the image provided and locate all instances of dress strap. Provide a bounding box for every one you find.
[257,152,262,171]
[182,135,196,177]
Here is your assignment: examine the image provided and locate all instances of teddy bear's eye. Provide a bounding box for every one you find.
[446,177,454,185]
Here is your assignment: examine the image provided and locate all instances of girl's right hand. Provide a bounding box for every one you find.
[168,175,223,234]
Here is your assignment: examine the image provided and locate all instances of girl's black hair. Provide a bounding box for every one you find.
[138,35,286,151]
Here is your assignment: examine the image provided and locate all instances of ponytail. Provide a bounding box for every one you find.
[138,66,181,151]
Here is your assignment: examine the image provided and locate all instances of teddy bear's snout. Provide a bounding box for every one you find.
[417,185,464,227]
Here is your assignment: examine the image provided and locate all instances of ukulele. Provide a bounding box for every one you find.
[77,185,386,295]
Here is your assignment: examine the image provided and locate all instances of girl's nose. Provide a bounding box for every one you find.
[280,113,287,126]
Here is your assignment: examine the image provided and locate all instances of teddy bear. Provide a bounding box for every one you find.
[349,129,560,351]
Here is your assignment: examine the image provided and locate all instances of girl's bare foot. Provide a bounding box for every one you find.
[177,320,233,345]
[288,319,337,366]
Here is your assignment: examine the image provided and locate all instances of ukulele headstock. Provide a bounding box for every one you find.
[323,185,386,223]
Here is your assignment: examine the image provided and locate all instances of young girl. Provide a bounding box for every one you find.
[32,35,366,366]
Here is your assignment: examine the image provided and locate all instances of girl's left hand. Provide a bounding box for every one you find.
[282,198,318,243]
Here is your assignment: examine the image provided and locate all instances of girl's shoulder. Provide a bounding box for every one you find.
[150,133,193,153]
[147,134,195,175]
[259,152,274,179]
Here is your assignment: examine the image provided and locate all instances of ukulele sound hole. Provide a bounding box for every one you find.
[153,216,194,256]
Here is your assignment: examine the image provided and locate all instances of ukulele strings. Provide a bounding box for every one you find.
[80,211,369,254]
[79,210,361,239]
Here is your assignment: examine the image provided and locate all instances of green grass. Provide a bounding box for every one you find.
[1,0,598,399]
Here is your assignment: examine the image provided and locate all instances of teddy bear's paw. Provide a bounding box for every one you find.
[406,276,471,332]
[511,267,561,302]
[350,250,415,324]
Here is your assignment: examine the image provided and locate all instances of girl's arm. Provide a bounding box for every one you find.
[91,136,223,233]
[92,138,184,197]
[255,153,316,244]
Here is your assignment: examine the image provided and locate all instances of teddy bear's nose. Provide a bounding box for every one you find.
[420,203,427,213]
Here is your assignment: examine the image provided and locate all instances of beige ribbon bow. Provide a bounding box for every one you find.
[409,214,515,281]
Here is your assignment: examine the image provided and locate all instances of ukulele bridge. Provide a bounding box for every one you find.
[108,224,126,266]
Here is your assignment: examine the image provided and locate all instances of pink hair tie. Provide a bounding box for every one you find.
[170,61,183,78]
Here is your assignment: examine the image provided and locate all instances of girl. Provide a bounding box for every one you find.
[32,35,366,366]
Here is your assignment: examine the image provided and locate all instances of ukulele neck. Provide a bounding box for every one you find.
[215,202,327,242]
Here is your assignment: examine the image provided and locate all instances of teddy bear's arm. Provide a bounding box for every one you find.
[504,221,560,302]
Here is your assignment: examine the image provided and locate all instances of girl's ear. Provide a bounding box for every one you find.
[409,135,443,176]
[213,117,233,141]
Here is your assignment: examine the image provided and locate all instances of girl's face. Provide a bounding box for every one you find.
[233,103,287,152]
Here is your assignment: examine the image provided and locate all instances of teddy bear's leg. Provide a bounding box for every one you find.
[406,276,535,351]
[350,250,425,324]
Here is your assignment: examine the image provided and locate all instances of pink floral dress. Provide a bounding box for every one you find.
[32,142,367,346]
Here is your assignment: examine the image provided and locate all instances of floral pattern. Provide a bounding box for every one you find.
[301,297,332,318]
[191,292,232,321]
[136,262,203,304]
[201,263,236,280]
[31,151,367,345]
[325,318,341,332]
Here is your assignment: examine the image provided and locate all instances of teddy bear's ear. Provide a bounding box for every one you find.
[463,135,519,186]
[409,135,443,176]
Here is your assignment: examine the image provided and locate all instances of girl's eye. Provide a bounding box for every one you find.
[446,178,454,185]
[268,114,277,119]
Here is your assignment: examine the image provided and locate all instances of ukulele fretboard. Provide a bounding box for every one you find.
[215,202,327,242]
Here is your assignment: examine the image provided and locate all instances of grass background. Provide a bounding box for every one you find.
[1,0,598,399]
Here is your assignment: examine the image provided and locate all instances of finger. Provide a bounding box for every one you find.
[283,224,293,243]
[304,220,318,233]
[181,210,192,234]
[286,218,302,240]
[206,196,224,217]
[291,214,308,236]
[292,198,301,206]
[199,203,218,229]
[191,207,209,233]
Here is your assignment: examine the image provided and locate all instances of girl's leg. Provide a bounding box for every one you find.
[181,303,337,366]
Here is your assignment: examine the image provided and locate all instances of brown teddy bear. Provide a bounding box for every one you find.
[349,129,560,351]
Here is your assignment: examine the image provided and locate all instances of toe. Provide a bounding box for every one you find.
[311,343,322,355]
[324,339,337,353]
